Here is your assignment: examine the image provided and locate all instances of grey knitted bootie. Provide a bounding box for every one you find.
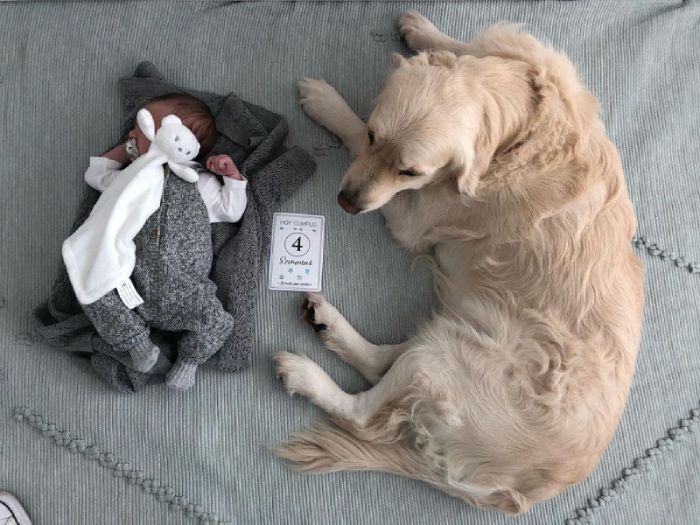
[166,359,198,390]
[129,339,160,372]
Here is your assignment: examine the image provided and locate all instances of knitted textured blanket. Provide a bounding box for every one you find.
[33,61,316,392]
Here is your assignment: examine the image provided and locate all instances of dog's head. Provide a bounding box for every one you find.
[338,52,490,214]
[337,51,538,214]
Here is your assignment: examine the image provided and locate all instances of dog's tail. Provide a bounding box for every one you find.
[273,421,426,475]
[272,422,531,515]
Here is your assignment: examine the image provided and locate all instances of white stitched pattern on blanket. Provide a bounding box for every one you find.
[632,235,700,274]
[566,401,700,524]
[12,407,230,524]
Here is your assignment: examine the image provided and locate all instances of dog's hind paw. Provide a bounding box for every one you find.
[399,11,441,51]
[272,352,325,400]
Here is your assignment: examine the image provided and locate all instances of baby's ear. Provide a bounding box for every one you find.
[136,109,156,141]
[161,115,183,127]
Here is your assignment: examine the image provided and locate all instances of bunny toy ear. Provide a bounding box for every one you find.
[136,109,156,141]
[161,115,183,127]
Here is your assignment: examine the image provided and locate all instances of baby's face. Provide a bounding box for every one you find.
[127,101,173,156]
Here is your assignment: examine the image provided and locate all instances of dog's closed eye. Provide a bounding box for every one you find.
[399,169,420,177]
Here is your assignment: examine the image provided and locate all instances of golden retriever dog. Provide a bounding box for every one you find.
[272,11,644,514]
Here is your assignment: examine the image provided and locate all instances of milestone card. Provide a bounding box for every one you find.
[268,213,325,292]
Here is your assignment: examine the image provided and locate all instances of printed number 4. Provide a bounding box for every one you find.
[292,237,303,251]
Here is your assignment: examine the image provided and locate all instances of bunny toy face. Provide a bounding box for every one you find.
[136,109,200,163]
[135,108,201,183]
[155,115,201,164]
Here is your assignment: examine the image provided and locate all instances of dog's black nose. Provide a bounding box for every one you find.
[337,191,361,215]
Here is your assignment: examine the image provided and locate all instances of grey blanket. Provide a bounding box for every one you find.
[33,61,316,391]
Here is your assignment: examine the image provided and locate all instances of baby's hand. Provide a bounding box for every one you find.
[207,154,243,180]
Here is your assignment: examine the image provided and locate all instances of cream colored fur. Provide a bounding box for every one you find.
[273,12,644,514]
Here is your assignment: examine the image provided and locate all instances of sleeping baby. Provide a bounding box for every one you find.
[64,93,245,390]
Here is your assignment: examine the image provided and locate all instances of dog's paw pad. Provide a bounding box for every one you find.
[313,323,328,333]
[301,293,330,331]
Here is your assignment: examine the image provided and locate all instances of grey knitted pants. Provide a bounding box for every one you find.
[83,283,233,364]
[81,169,234,388]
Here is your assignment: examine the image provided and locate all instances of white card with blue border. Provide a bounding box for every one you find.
[268,212,325,292]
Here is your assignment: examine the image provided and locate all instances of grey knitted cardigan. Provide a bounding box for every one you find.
[33,62,316,392]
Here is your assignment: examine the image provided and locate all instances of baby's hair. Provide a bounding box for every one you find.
[145,93,216,157]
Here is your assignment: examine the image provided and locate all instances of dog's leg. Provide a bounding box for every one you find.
[298,78,367,157]
[400,12,545,66]
[399,11,474,55]
[272,350,412,428]
[301,293,408,385]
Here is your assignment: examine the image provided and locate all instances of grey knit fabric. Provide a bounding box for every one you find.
[166,359,198,391]
[119,337,159,374]
[33,62,316,391]
[81,169,236,383]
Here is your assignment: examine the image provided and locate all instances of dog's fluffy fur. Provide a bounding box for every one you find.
[272,13,643,514]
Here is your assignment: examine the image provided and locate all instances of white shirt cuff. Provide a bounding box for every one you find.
[90,156,123,169]
[222,176,248,189]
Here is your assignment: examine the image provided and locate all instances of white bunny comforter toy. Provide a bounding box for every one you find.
[63,109,201,305]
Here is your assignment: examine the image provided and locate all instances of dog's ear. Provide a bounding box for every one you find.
[454,163,483,197]
[427,51,458,68]
[455,166,480,196]
[391,53,409,69]
[451,138,494,198]
[438,155,477,197]
[452,104,507,196]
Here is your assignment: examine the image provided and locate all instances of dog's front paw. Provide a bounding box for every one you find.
[301,292,344,335]
[272,352,322,399]
[298,78,344,123]
[399,11,441,51]
[301,292,330,332]
[300,293,353,359]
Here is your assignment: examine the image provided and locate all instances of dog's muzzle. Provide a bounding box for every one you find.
[337,191,360,214]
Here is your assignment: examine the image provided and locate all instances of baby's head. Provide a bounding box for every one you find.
[128,93,216,160]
